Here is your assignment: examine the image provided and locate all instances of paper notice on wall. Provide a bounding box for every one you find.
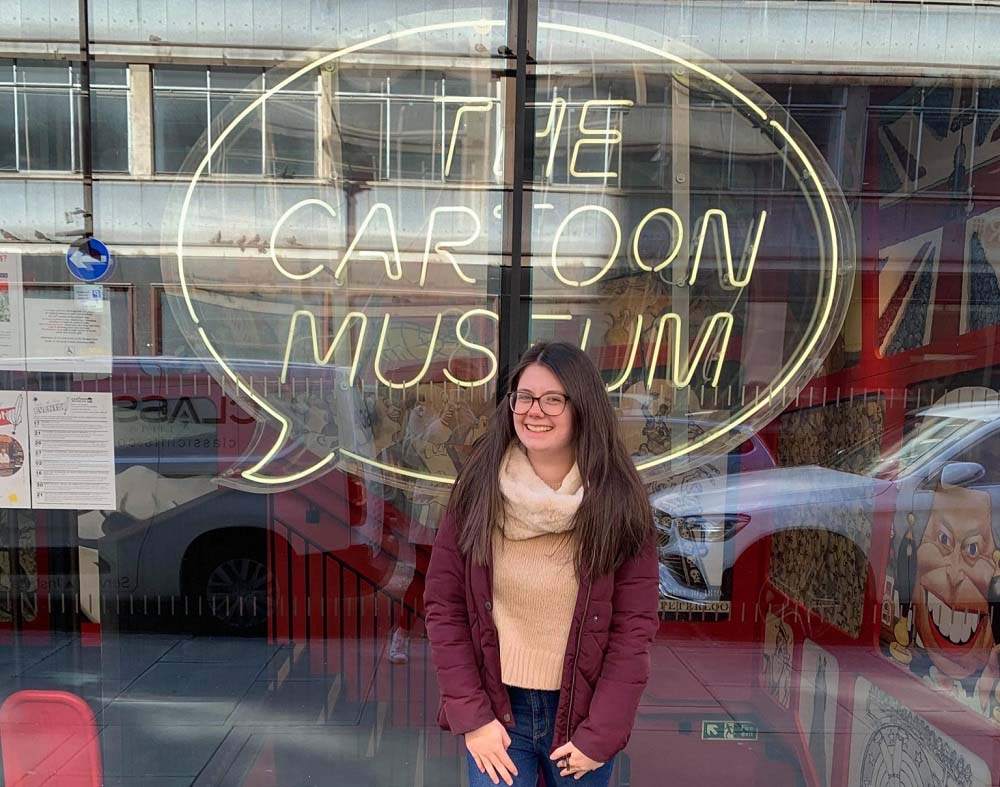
[0,391,30,508]
[73,284,105,313]
[0,251,26,372]
[25,295,112,375]
[28,392,116,510]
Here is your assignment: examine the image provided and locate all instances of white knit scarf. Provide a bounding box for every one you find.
[498,443,584,540]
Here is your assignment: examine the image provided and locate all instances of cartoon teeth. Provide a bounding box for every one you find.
[926,591,981,645]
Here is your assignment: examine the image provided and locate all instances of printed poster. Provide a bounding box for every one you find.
[877,228,942,358]
[28,392,116,510]
[0,391,29,508]
[883,375,1000,728]
[0,250,26,372]
[761,612,794,709]
[24,294,112,375]
[963,207,1000,334]
[849,677,992,787]
[797,640,839,787]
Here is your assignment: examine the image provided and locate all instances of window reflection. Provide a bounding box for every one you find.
[153,66,318,177]
[0,60,128,173]
[7,5,1000,787]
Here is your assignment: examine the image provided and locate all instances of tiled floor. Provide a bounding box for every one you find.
[0,632,452,785]
[0,634,997,786]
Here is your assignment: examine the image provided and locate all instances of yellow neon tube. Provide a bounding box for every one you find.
[551,205,622,288]
[569,99,634,179]
[269,198,335,281]
[442,308,498,388]
[632,207,684,273]
[174,19,842,483]
[419,206,481,288]
[606,314,644,392]
[373,313,443,389]
[333,202,403,282]
[280,310,368,385]
[435,96,495,177]
[689,209,767,288]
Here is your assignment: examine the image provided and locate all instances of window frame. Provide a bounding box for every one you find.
[0,60,130,175]
[151,65,321,180]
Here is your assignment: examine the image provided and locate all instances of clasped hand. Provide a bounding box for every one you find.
[550,740,604,780]
[465,719,519,785]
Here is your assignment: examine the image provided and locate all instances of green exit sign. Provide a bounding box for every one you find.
[701,720,758,741]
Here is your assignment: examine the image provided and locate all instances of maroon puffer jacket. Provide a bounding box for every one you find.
[424,513,660,764]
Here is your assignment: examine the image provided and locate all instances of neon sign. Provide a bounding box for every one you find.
[164,19,854,491]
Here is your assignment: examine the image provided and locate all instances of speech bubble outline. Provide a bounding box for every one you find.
[172,19,851,489]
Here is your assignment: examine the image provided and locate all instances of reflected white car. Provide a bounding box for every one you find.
[651,402,1000,618]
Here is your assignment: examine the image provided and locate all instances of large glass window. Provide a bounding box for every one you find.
[0,60,128,173]
[153,66,319,177]
[331,69,499,183]
[10,3,1000,787]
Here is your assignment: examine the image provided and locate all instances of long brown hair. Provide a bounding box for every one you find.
[447,341,652,578]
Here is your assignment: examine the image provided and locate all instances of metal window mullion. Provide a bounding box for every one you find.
[564,87,571,185]
[968,88,980,201]
[70,79,77,173]
[261,76,267,178]
[439,78,446,182]
[396,100,403,180]
[496,0,536,400]
[21,85,31,172]
[377,97,385,180]
[495,80,504,186]
[912,87,926,194]
[315,91,321,180]
[430,80,439,181]
[124,73,132,175]
[385,77,392,181]
[833,97,847,181]
[205,83,213,176]
[603,93,612,187]
[726,96,736,188]
[77,0,95,235]
[618,108,624,183]
[69,63,77,174]
[780,85,792,191]
[913,109,924,195]
[549,85,560,185]
[12,65,20,171]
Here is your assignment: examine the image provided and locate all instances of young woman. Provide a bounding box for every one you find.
[424,341,660,786]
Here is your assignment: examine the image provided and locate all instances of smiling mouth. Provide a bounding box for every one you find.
[524,424,553,433]
[925,590,983,646]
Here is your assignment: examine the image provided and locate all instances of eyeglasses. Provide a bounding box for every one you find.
[508,391,569,416]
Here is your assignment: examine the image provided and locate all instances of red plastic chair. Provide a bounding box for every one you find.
[0,690,102,786]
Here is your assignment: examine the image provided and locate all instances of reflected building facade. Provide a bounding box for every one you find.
[2,1,1000,785]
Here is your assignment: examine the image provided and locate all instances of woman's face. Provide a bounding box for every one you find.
[511,363,575,457]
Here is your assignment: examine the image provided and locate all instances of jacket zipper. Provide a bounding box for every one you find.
[566,579,592,741]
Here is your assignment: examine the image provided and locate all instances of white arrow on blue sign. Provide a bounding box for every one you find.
[66,238,113,282]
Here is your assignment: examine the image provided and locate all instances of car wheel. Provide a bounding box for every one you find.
[184,533,268,636]
[203,555,268,633]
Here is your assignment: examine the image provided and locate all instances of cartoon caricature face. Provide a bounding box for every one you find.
[913,484,997,680]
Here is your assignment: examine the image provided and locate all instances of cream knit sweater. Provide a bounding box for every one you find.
[493,444,583,690]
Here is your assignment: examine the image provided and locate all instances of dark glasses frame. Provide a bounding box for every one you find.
[508,391,570,416]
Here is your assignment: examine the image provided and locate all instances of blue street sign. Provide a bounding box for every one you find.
[66,238,113,282]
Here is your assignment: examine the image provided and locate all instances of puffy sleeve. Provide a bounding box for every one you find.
[571,532,659,763]
[423,513,496,734]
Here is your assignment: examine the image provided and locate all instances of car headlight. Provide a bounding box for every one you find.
[656,513,750,543]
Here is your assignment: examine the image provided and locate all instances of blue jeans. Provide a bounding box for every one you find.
[466,686,616,787]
